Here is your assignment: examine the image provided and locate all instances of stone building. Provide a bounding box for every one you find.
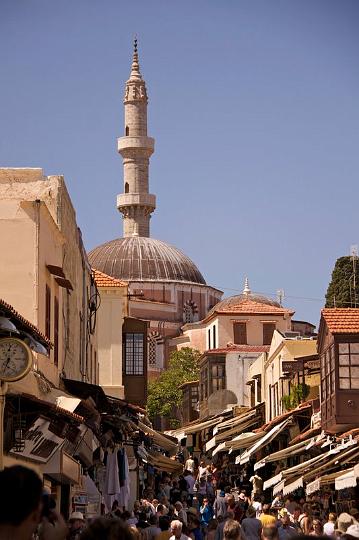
[0,167,98,392]
[89,41,222,378]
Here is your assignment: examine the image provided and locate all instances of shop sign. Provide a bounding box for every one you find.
[10,416,65,463]
[282,360,304,373]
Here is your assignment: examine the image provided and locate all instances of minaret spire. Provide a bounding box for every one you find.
[117,40,156,237]
[243,277,251,296]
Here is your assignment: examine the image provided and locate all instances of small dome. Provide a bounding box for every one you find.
[208,293,283,318]
[88,237,206,285]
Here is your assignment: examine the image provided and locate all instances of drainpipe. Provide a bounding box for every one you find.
[34,200,41,329]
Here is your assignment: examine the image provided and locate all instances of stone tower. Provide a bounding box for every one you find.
[117,39,156,238]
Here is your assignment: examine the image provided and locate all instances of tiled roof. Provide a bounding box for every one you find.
[255,401,313,432]
[289,426,321,445]
[0,298,52,347]
[92,268,127,288]
[205,345,270,355]
[321,308,359,334]
[216,300,293,314]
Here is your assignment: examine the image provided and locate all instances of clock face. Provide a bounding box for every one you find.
[0,338,32,382]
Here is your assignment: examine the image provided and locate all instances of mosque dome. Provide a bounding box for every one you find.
[88,236,206,285]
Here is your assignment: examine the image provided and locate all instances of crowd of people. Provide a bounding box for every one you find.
[2,462,359,540]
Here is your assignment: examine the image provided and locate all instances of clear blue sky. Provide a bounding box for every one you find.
[1,1,359,327]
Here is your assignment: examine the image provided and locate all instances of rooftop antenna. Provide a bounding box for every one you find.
[350,244,358,308]
[276,289,285,306]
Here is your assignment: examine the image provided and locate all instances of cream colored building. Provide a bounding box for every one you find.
[0,167,98,395]
[249,330,319,422]
[93,269,128,399]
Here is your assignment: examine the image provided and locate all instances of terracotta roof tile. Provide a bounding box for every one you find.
[205,345,270,355]
[321,308,359,334]
[0,298,52,347]
[216,300,293,315]
[93,268,127,288]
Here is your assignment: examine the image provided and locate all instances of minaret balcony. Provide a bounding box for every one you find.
[117,193,156,210]
[118,136,154,156]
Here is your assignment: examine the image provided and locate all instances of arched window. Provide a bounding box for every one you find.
[148,336,156,366]
[125,126,129,136]
[183,300,198,324]
[125,182,129,194]
[147,331,164,368]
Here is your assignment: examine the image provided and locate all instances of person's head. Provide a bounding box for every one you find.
[279,508,290,526]
[328,513,337,523]
[253,494,261,502]
[159,516,170,532]
[247,506,256,519]
[262,504,271,515]
[312,519,323,534]
[112,500,119,511]
[344,524,359,540]
[171,519,183,538]
[202,498,209,506]
[337,513,356,534]
[0,465,42,540]
[189,454,193,459]
[79,517,134,540]
[157,504,165,514]
[223,519,241,540]
[149,515,158,526]
[69,511,85,530]
[208,519,218,531]
[262,526,279,540]
[293,506,302,520]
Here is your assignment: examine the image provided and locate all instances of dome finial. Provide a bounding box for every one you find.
[243,277,251,296]
[129,35,142,81]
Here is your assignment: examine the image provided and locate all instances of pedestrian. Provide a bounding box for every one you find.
[223,519,241,540]
[170,519,190,540]
[200,498,214,528]
[188,517,203,540]
[310,519,324,536]
[262,527,279,540]
[298,504,312,535]
[324,513,337,537]
[79,517,134,540]
[277,509,297,540]
[156,517,172,540]
[241,506,262,540]
[207,519,219,540]
[215,511,235,540]
[175,502,188,526]
[68,511,86,539]
[145,515,162,540]
[260,505,277,529]
[185,455,195,474]
[171,482,182,505]
[213,491,227,519]
[251,494,263,519]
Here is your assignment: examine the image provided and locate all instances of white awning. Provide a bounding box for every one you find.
[335,464,359,491]
[306,471,345,495]
[206,415,261,452]
[283,477,303,495]
[183,416,225,435]
[273,479,285,495]
[263,472,283,491]
[254,439,309,471]
[237,417,292,465]
[138,421,177,452]
[306,478,321,495]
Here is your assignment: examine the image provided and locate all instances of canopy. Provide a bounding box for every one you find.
[335,464,359,491]
[138,421,177,453]
[254,439,310,471]
[206,415,261,452]
[237,417,292,465]
[283,477,303,496]
[263,472,283,491]
[306,471,345,495]
[147,451,183,473]
[213,409,257,435]
[182,416,225,435]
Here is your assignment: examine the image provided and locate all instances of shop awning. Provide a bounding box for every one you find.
[147,451,183,473]
[264,472,283,491]
[254,439,310,471]
[335,464,359,490]
[273,479,285,495]
[237,417,292,465]
[138,421,177,453]
[183,416,225,435]
[206,415,261,452]
[283,477,303,495]
[306,471,345,495]
[213,408,257,435]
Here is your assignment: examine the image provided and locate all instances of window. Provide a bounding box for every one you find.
[148,335,157,366]
[233,323,247,345]
[45,285,51,338]
[184,304,194,323]
[191,386,199,411]
[263,323,276,345]
[200,367,208,401]
[208,329,211,350]
[125,126,129,136]
[213,325,217,349]
[54,296,59,366]
[124,333,144,375]
[211,363,225,393]
[125,182,129,193]
[339,342,359,390]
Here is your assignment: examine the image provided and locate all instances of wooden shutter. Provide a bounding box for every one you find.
[54,296,59,366]
[263,323,276,345]
[233,323,247,345]
[45,285,51,338]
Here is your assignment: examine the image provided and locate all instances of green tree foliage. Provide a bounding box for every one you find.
[326,256,359,308]
[282,383,310,411]
[147,347,201,427]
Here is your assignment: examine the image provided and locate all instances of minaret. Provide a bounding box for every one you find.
[117,39,156,237]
